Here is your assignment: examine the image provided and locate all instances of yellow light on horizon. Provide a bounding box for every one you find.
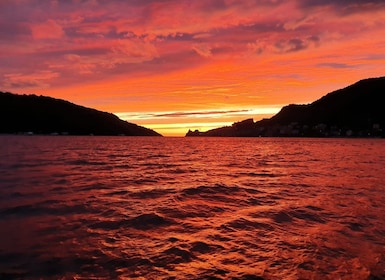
[114,106,281,136]
[143,122,233,137]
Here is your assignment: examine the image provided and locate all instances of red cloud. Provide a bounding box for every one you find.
[31,20,64,39]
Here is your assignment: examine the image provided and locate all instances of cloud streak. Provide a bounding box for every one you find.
[141,109,252,119]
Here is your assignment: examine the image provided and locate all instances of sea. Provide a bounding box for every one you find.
[0,136,385,280]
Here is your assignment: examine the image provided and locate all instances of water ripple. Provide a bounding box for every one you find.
[1,136,385,279]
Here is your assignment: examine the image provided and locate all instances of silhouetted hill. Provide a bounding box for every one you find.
[0,92,161,136]
[186,76,385,137]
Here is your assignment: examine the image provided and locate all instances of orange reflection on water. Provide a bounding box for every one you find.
[0,136,385,279]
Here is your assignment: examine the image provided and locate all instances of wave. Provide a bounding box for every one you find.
[89,213,174,231]
[1,136,385,279]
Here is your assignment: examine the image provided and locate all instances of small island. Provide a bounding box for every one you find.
[186,76,385,138]
[0,92,161,136]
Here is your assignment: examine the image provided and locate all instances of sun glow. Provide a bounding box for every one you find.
[139,122,232,137]
[115,107,281,136]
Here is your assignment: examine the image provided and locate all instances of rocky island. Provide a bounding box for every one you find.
[0,92,161,136]
[186,76,385,138]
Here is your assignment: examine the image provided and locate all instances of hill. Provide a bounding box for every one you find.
[0,92,161,136]
[186,76,385,137]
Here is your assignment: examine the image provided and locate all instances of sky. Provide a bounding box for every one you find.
[1,0,385,136]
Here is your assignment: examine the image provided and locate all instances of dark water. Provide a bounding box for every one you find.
[1,136,385,279]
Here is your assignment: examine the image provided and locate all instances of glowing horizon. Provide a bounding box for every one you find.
[1,0,385,135]
[115,106,282,136]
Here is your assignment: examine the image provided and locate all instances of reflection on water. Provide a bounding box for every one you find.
[0,136,385,279]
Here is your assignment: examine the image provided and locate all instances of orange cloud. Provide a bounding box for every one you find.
[1,0,385,135]
[192,44,213,58]
[4,71,59,89]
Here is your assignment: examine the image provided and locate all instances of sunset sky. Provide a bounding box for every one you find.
[1,0,385,136]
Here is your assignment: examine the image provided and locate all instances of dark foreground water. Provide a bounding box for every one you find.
[0,136,385,280]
